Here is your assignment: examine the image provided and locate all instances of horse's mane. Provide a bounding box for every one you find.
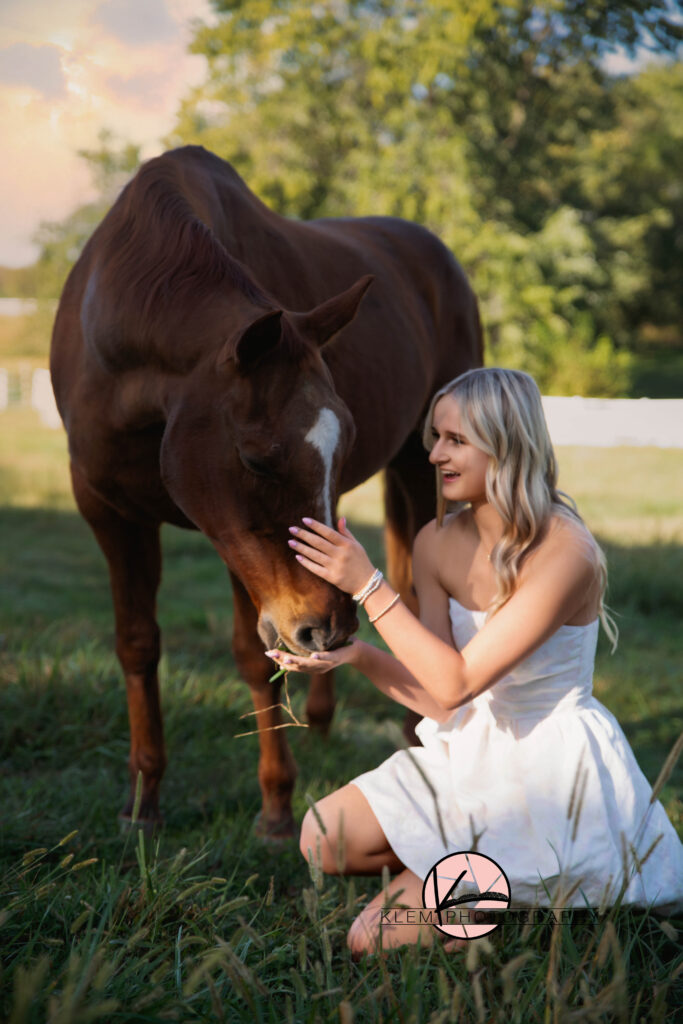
[91,157,276,367]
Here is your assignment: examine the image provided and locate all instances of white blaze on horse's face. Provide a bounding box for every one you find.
[304,407,341,527]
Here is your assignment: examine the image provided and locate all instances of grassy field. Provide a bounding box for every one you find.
[1,406,682,1022]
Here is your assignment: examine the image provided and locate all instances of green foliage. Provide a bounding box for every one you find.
[164,0,682,395]
[13,2,682,394]
[0,266,38,298]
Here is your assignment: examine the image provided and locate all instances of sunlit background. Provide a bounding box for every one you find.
[0,1,675,267]
[0,0,213,266]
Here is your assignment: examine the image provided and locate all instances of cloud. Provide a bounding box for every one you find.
[0,42,65,97]
[91,0,177,47]
[104,67,170,107]
[0,0,214,265]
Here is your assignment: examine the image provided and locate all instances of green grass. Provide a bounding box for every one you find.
[1,407,682,1022]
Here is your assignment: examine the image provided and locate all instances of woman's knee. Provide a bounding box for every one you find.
[299,805,339,873]
[299,807,321,863]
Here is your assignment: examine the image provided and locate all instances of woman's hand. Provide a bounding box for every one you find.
[288,516,376,595]
[265,637,362,675]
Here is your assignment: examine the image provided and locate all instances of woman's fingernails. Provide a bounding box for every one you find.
[302,517,313,525]
[289,526,298,534]
[295,554,303,562]
[288,539,297,547]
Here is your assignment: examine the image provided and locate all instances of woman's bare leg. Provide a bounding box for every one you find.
[300,784,449,955]
[299,783,405,875]
[347,867,439,956]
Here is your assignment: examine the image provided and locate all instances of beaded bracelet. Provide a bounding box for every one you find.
[352,568,383,605]
[368,593,401,624]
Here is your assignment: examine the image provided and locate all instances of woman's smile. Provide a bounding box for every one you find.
[430,395,489,503]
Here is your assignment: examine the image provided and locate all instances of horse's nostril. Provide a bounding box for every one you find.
[297,625,316,649]
[294,619,339,652]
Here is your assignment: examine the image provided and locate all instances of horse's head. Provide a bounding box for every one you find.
[160,275,373,653]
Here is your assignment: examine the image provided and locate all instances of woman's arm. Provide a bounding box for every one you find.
[269,521,457,722]
[267,637,453,722]
[353,642,455,721]
[288,516,598,712]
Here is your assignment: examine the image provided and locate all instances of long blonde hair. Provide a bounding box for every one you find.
[422,367,617,648]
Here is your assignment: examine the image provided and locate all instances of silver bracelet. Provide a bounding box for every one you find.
[359,572,383,605]
[352,568,383,604]
[369,593,401,624]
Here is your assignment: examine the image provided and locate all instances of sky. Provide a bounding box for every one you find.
[0,0,214,266]
[0,1,674,269]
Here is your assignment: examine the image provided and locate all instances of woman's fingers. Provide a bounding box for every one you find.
[289,524,350,575]
[266,649,337,674]
[301,517,343,542]
[293,550,331,578]
[289,540,327,567]
[289,525,338,555]
[289,515,374,593]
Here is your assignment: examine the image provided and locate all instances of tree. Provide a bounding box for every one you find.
[167,0,681,394]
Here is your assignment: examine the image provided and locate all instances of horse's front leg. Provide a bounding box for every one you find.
[70,463,166,828]
[304,670,336,736]
[229,571,297,839]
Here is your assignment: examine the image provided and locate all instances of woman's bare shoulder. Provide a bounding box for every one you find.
[414,510,472,560]
[545,512,599,561]
[523,512,602,602]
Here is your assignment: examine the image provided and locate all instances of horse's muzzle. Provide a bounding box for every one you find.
[293,616,350,653]
[258,606,358,655]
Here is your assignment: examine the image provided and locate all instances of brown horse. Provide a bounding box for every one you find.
[50,146,482,838]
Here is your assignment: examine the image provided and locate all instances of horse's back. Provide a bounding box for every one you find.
[51,146,481,441]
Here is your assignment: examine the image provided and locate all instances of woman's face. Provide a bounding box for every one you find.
[429,395,490,506]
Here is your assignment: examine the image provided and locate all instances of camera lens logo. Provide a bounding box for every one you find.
[422,851,511,940]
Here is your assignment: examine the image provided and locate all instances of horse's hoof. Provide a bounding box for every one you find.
[253,810,296,843]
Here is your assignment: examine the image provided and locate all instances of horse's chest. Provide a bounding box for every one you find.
[72,421,187,525]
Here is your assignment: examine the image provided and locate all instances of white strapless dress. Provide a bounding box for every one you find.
[351,598,683,911]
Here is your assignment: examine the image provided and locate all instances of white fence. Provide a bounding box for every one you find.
[30,368,62,428]
[0,298,38,316]
[1,368,682,447]
[541,396,683,449]
[0,367,61,428]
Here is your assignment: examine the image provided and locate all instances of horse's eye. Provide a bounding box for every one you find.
[239,451,273,477]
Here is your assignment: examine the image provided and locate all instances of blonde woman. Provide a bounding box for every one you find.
[268,367,683,955]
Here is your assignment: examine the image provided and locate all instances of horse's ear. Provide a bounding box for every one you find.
[291,274,374,348]
[217,309,283,373]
